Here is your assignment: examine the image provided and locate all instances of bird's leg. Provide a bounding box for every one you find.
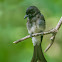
[30,33,33,38]
[41,32,43,36]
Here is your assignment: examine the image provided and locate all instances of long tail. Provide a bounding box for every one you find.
[31,36,47,62]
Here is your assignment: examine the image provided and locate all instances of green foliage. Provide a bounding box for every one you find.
[0,0,62,62]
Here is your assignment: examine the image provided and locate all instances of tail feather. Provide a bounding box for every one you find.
[31,36,47,62]
[37,44,47,62]
[31,44,38,62]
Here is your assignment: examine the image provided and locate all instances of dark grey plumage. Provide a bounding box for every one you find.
[24,6,47,62]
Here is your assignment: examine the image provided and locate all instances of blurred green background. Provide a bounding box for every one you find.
[0,0,62,62]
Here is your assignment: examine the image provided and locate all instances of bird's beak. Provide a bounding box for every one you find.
[24,15,29,19]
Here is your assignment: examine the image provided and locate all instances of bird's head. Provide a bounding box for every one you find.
[24,6,40,19]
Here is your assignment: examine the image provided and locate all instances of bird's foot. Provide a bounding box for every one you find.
[30,33,32,38]
[41,32,43,36]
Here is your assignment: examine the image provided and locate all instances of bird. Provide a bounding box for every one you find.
[24,6,47,62]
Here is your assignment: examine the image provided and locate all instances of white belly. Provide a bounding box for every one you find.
[27,22,44,46]
[32,36,41,46]
[28,22,44,34]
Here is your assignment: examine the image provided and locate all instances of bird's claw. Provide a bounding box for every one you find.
[30,34,32,38]
[41,32,43,36]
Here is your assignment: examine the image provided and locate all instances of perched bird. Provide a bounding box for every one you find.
[24,6,47,62]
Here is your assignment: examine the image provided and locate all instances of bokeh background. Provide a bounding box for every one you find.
[0,0,62,62]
